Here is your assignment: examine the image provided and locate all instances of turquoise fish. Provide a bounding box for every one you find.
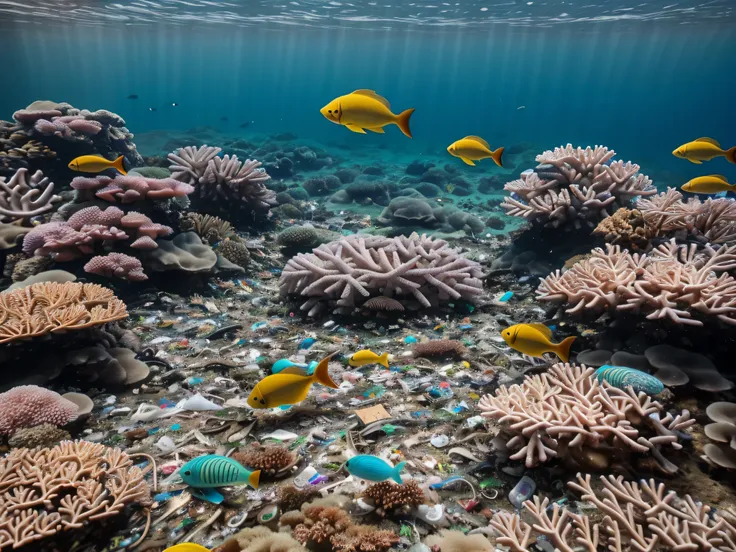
[180,454,260,489]
[271,358,318,376]
[345,454,406,484]
[595,365,664,395]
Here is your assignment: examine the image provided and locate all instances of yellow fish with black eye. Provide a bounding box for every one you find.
[672,137,736,165]
[447,136,504,167]
[68,154,128,175]
[682,174,735,194]
[501,323,576,362]
[247,353,338,409]
[320,90,415,138]
[349,349,389,368]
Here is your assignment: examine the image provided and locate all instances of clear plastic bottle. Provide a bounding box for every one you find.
[508,475,536,509]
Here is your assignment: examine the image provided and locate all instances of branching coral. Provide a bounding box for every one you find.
[0,440,151,549]
[331,525,400,552]
[71,174,194,203]
[502,145,656,230]
[84,253,148,281]
[0,168,61,222]
[291,505,352,545]
[233,446,297,476]
[479,362,694,471]
[0,281,128,345]
[490,473,736,552]
[537,240,736,326]
[0,385,79,435]
[362,480,425,516]
[279,233,484,316]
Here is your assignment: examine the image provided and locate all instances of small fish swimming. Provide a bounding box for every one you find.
[68,154,127,175]
[240,121,251,128]
[247,354,338,409]
[271,358,318,375]
[127,94,139,100]
[447,136,504,167]
[672,137,736,164]
[171,102,179,107]
[349,350,389,368]
[501,323,576,362]
[682,174,735,194]
[595,365,664,395]
[179,454,260,489]
[320,89,415,138]
[149,107,157,112]
[345,454,406,483]
[164,544,210,552]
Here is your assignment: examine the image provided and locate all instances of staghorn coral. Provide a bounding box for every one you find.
[490,473,736,552]
[502,145,656,230]
[537,240,736,326]
[0,440,151,549]
[593,208,653,251]
[0,281,128,345]
[279,233,484,316]
[278,485,320,512]
[0,385,79,435]
[233,445,297,476]
[412,339,467,358]
[479,362,694,471]
[7,423,71,449]
[362,480,425,516]
[84,253,148,281]
[331,525,400,552]
[180,212,237,244]
[636,187,736,245]
[0,168,61,222]
[70,174,193,204]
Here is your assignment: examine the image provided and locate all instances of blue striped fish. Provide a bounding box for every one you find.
[179,454,260,489]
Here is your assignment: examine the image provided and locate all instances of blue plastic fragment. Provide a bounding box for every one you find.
[251,321,268,331]
[170,424,181,431]
[498,291,514,302]
[191,487,225,504]
[298,337,316,350]
[429,475,465,489]
[459,324,473,330]
[187,377,204,386]
[404,336,418,344]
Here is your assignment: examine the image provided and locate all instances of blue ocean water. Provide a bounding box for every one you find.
[1,0,734,184]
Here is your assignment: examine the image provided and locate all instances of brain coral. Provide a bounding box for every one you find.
[279,233,484,316]
[0,385,79,435]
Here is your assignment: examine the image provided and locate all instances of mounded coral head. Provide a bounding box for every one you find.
[217,239,250,268]
[0,385,79,435]
[84,253,148,281]
[234,445,297,475]
[361,480,425,516]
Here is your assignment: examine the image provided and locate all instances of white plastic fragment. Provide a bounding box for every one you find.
[261,429,298,441]
[156,436,176,453]
[178,394,224,411]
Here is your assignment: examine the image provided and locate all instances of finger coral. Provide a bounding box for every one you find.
[0,440,151,549]
[0,168,61,222]
[490,473,736,552]
[0,385,79,435]
[71,174,194,203]
[502,144,656,230]
[479,362,694,471]
[279,233,484,316]
[84,253,148,281]
[537,240,736,326]
[0,281,128,345]
[361,480,425,516]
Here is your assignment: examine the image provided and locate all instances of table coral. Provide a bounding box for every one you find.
[537,240,736,326]
[71,174,194,203]
[0,281,128,345]
[479,362,694,471]
[0,385,79,435]
[0,168,61,222]
[0,440,151,549]
[279,233,484,316]
[501,144,656,230]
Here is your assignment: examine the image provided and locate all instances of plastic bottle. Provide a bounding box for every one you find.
[508,475,536,509]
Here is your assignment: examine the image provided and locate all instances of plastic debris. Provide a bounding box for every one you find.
[509,476,537,509]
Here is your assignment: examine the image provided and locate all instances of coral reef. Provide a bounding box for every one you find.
[0,440,151,548]
[412,339,467,358]
[233,445,297,476]
[279,233,484,316]
[0,385,79,435]
[276,225,341,252]
[362,480,425,516]
[291,505,352,545]
[71,174,194,203]
[277,485,320,512]
[0,119,57,177]
[479,362,694,471]
[0,168,60,222]
[330,525,400,552]
[490,473,736,552]
[0,281,128,345]
[537,240,736,326]
[303,175,341,196]
[593,207,652,250]
[84,253,148,281]
[179,212,237,244]
[7,422,71,449]
[377,197,485,236]
[501,144,656,230]
[217,239,250,268]
[10,255,52,282]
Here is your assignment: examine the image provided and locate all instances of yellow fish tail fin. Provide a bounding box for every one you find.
[490,147,504,167]
[378,352,389,368]
[555,336,577,363]
[726,146,736,165]
[113,155,128,175]
[314,354,339,389]
[248,469,261,489]
[396,108,415,139]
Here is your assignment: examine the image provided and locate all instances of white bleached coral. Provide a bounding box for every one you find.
[0,168,60,222]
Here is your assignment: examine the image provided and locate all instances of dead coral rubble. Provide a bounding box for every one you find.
[537,240,736,326]
[279,233,484,316]
[490,473,736,552]
[479,362,694,471]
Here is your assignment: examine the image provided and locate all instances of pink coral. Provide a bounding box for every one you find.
[68,205,124,229]
[66,118,103,135]
[0,385,79,435]
[13,109,62,124]
[71,175,194,204]
[84,253,148,281]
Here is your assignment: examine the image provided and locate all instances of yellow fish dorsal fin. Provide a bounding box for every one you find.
[464,135,490,149]
[526,323,553,339]
[351,89,391,109]
[279,366,308,376]
[709,174,728,181]
[695,137,721,147]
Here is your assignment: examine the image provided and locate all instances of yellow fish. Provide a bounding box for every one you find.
[69,154,128,175]
[672,137,736,165]
[320,90,415,138]
[682,174,735,194]
[349,350,389,368]
[501,323,576,362]
[447,136,504,167]
[247,354,338,409]
[164,544,210,552]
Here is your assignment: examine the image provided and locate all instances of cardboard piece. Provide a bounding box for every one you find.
[354,404,391,424]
